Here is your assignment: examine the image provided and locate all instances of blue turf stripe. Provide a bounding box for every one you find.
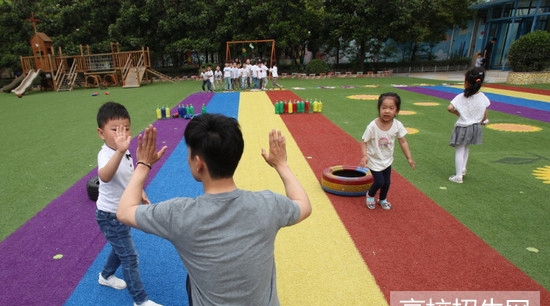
[204,92,240,118]
[431,86,550,112]
[63,93,240,306]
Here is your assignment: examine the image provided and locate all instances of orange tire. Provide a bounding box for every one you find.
[321,165,373,196]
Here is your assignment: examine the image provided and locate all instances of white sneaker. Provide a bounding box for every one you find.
[134,300,163,306]
[449,175,463,184]
[98,273,127,290]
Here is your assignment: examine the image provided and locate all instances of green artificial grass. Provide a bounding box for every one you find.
[0,82,196,241]
[1,76,549,290]
[290,77,550,289]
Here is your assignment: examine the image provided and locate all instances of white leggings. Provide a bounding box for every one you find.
[454,144,470,177]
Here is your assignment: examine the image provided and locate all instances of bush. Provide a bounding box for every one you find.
[508,30,550,72]
[305,59,330,75]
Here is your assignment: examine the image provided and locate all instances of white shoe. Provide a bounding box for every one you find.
[449,175,463,184]
[98,273,127,290]
[134,300,163,306]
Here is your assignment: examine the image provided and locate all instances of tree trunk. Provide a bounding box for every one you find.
[358,40,366,72]
[410,42,418,62]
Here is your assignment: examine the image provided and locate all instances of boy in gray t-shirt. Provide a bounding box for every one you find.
[117,114,312,306]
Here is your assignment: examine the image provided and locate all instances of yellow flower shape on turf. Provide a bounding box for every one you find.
[347,95,379,100]
[406,127,419,134]
[399,110,417,115]
[486,123,542,132]
[413,102,440,106]
[533,166,550,184]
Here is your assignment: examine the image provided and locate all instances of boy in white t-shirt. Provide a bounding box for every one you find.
[240,64,248,90]
[95,102,161,306]
[231,62,240,90]
[223,62,232,91]
[269,63,283,90]
[214,65,223,91]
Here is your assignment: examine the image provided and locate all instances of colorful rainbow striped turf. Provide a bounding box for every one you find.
[0,89,548,305]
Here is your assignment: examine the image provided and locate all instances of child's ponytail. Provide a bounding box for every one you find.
[464,67,485,97]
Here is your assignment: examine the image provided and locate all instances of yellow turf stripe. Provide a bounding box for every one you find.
[449,85,550,102]
[235,91,387,305]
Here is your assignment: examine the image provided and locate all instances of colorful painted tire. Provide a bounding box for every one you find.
[321,165,373,197]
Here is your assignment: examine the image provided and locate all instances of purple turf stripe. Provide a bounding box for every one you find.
[489,101,550,123]
[400,86,550,123]
[0,92,213,305]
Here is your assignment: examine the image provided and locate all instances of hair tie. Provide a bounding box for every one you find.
[476,78,481,83]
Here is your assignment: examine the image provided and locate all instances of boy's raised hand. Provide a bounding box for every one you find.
[261,129,287,169]
[136,125,167,166]
[115,125,131,153]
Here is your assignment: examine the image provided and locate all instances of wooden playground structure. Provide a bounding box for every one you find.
[18,14,173,92]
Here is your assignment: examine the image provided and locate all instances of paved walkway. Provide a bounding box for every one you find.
[396,70,509,83]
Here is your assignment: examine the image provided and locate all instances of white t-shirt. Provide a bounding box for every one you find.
[450,92,491,127]
[231,67,239,79]
[206,70,214,83]
[270,66,279,78]
[361,119,408,171]
[223,66,231,78]
[259,65,267,78]
[215,70,222,80]
[96,144,134,213]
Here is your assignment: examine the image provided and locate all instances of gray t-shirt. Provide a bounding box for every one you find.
[135,189,300,306]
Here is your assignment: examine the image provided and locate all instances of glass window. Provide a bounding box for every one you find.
[517,1,534,16]
[538,0,550,13]
[504,3,515,17]
[492,6,503,19]
[535,15,550,30]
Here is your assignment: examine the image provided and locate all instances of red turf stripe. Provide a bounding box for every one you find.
[484,83,550,95]
[266,90,550,303]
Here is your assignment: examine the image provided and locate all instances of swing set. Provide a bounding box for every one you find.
[225,39,276,66]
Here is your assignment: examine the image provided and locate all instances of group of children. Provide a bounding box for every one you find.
[93,66,489,305]
[200,59,283,92]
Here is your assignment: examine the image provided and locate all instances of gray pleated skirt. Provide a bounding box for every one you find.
[449,123,483,147]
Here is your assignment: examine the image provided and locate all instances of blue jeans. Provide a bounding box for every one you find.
[367,166,392,201]
[96,209,148,304]
[224,77,232,90]
[201,80,211,91]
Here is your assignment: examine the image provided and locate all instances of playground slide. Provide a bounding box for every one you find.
[1,74,25,93]
[12,69,41,96]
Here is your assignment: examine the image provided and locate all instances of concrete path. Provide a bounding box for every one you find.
[396,70,509,83]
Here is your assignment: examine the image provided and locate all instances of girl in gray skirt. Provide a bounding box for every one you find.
[447,67,490,184]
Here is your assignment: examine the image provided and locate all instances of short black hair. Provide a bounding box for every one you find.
[97,102,130,129]
[377,92,402,113]
[184,113,244,179]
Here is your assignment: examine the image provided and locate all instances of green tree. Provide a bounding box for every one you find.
[324,0,397,71]
[0,1,32,71]
[389,0,474,61]
[508,30,550,72]
[0,0,476,73]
